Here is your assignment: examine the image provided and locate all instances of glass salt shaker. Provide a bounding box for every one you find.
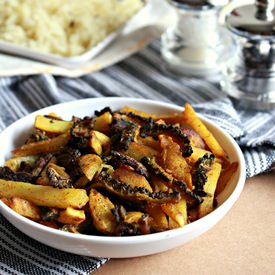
[161,0,233,79]
[221,0,275,110]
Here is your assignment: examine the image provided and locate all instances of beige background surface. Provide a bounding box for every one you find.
[95,172,275,275]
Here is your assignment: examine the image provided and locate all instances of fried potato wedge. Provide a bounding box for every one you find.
[119,107,187,129]
[113,167,153,192]
[0,179,89,209]
[89,133,103,155]
[35,115,73,134]
[181,128,205,149]
[78,154,103,181]
[182,103,226,158]
[136,136,160,151]
[124,211,144,224]
[161,197,187,227]
[215,161,238,196]
[89,188,116,235]
[150,176,169,192]
[4,155,39,172]
[198,162,222,218]
[74,175,90,189]
[147,203,168,231]
[124,142,159,161]
[56,207,86,225]
[120,106,158,119]
[12,132,70,157]
[89,130,111,155]
[91,130,111,145]
[93,112,112,133]
[8,197,41,221]
[160,135,192,189]
[157,113,186,125]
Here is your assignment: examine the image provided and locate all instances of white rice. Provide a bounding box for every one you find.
[0,0,144,56]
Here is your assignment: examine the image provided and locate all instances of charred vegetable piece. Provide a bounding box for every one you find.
[26,130,49,143]
[141,156,203,204]
[181,128,205,149]
[70,128,89,151]
[95,170,180,204]
[54,147,82,180]
[94,107,113,117]
[4,155,39,172]
[46,163,73,188]
[186,147,218,164]
[108,151,149,179]
[68,116,94,151]
[0,166,35,183]
[72,116,93,137]
[140,156,172,183]
[192,153,215,197]
[40,207,59,221]
[31,153,54,177]
[110,115,138,151]
[36,161,69,187]
[160,135,193,189]
[172,179,203,204]
[115,212,151,236]
[122,112,193,157]
[111,204,127,223]
[198,162,222,218]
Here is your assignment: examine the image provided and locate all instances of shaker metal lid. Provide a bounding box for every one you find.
[169,0,229,10]
[226,0,275,39]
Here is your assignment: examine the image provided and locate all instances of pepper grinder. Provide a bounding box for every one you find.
[222,0,275,110]
[161,0,233,78]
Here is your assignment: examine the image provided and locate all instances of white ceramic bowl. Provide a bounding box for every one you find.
[0,97,246,258]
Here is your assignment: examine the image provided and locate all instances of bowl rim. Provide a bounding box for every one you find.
[0,97,246,244]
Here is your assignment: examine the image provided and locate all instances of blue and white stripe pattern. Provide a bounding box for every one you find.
[0,41,274,274]
[0,217,107,275]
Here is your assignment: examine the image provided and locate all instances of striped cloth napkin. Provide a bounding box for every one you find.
[0,42,274,274]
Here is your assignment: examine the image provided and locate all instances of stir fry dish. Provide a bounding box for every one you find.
[0,103,238,236]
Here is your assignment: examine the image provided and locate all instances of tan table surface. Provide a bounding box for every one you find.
[95,172,275,275]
